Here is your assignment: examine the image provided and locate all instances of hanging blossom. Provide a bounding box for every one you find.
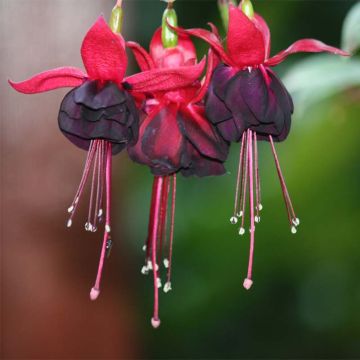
[126,18,229,327]
[9,12,206,305]
[173,1,349,290]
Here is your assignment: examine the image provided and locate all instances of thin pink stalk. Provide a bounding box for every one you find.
[233,133,246,219]
[244,130,255,290]
[254,132,261,220]
[90,142,112,300]
[67,140,97,225]
[150,176,164,329]
[269,136,296,226]
[240,134,249,233]
[166,175,177,287]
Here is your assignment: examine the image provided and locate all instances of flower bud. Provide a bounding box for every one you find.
[218,0,237,30]
[162,6,178,48]
[109,1,124,34]
[240,0,255,19]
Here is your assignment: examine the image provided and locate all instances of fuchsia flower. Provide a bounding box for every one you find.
[174,3,349,290]
[126,27,229,327]
[127,28,229,177]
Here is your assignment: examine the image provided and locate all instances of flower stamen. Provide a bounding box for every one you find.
[90,141,113,300]
[269,135,300,233]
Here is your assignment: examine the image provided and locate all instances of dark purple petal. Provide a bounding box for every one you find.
[206,65,294,143]
[58,81,139,154]
[141,104,187,175]
[180,142,227,178]
[74,81,127,109]
[178,105,229,161]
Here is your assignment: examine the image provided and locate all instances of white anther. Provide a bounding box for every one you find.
[85,222,93,232]
[294,218,300,226]
[67,219,72,228]
[255,216,260,223]
[105,224,111,233]
[164,282,172,293]
[67,205,74,213]
[291,226,297,234]
[157,277,162,288]
[163,258,169,269]
[258,204,263,211]
[147,260,153,270]
[141,265,149,275]
[230,216,238,225]
[237,211,243,218]
[142,245,147,252]
[98,209,103,217]
[239,227,245,236]
[243,278,253,290]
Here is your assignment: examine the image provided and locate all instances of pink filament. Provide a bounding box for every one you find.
[91,141,112,295]
[150,176,164,326]
[68,141,97,223]
[233,132,246,217]
[166,174,177,284]
[246,130,255,281]
[254,132,261,218]
[269,136,297,225]
[240,134,249,229]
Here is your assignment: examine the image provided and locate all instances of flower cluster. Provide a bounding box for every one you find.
[9,0,349,327]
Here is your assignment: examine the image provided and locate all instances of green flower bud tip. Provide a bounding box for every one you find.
[240,0,255,19]
[109,0,124,34]
[218,0,237,31]
[162,7,178,48]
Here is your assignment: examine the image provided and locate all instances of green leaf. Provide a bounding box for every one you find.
[282,55,360,115]
[341,1,360,54]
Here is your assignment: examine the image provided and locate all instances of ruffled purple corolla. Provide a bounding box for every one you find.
[206,65,293,142]
[59,80,139,154]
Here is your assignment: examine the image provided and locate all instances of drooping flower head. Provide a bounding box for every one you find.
[124,2,229,328]
[9,10,139,301]
[173,0,349,290]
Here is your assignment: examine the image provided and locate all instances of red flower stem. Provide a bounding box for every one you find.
[269,136,295,226]
[166,174,177,285]
[246,130,255,284]
[90,141,112,300]
[233,132,246,217]
[150,176,164,328]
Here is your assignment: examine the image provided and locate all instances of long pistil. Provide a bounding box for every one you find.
[244,129,255,290]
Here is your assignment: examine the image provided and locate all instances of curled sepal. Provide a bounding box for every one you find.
[169,23,234,66]
[8,67,86,94]
[127,41,156,71]
[125,57,206,92]
[81,16,127,85]
[266,39,350,67]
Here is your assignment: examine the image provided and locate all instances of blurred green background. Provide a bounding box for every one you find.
[1,0,360,358]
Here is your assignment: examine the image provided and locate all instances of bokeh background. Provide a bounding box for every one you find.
[1,0,360,358]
